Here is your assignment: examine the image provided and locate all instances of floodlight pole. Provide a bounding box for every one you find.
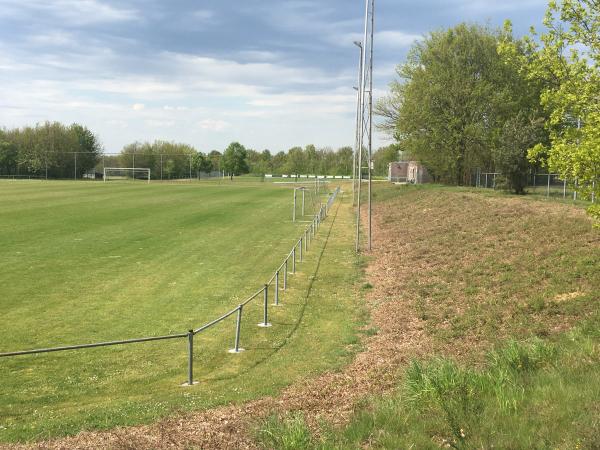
[355,0,374,253]
[356,0,368,252]
[353,42,364,207]
[367,0,374,252]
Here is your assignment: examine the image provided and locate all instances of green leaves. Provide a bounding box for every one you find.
[507,0,599,214]
[378,24,545,189]
[222,141,250,177]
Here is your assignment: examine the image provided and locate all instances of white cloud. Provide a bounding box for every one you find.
[26,31,75,47]
[0,0,138,25]
[376,31,421,48]
[146,119,175,128]
[193,9,215,21]
[237,50,280,62]
[132,103,145,111]
[198,119,231,132]
[452,0,547,13]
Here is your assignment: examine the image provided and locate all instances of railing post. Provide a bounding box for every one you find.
[229,306,244,353]
[274,270,280,306]
[258,284,272,327]
[302,188,305,216]
[293,189,296,222]
[186,329,196,385]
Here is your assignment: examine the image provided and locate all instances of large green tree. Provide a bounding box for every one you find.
[222,142,249,179]
[0,138,18,175]
[377,24,544,188]
[0,122,101,178]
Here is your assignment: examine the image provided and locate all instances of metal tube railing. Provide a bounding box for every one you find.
[0,332,188,358]
[275,270,280,306]
[0,185,342,386]
[258,284,271,328]
[187,330,195,385]
[228,305,244,354]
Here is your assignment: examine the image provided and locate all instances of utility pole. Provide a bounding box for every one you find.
[355,0,375,252]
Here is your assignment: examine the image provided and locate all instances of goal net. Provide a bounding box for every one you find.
[103,168,151,183]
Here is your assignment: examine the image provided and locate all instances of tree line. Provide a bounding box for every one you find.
[112,141,355,179]
[376,0,598,223]
[0,122,102,178]
[0,123,357,179]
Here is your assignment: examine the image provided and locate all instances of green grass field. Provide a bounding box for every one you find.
[0,180,362,443]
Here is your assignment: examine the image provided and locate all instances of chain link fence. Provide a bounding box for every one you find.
[473,169,596,203]
[0,152,223,181]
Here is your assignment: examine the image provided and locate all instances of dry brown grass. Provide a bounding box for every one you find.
[369,187,599,361]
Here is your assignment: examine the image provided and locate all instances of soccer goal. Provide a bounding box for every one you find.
[103,168,151,184]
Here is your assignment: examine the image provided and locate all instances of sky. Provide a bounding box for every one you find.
[0,0,550,154]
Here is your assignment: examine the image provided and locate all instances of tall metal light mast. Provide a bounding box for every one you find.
[355,0,374,252]
[352,41,363,207]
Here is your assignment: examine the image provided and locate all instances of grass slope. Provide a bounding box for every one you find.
[258,184,600,449]
[0,180,361,443]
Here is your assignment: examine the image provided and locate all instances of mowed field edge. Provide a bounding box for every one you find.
[0,181,363,443]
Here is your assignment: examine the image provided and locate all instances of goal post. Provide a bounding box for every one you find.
[103,168,151,184]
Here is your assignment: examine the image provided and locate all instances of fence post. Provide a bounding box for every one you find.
[302,189,305,216]
[186,329,195,385]
[547,174,551,197]
[258,284,272,327]
[274,270,280,306]
[229,306,244,353]
[299,238,303,262]
[563,179,567,198]
[292,247,296,273]
[293,189,297,222]
[284,259,288,288]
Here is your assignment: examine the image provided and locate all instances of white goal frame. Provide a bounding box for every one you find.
[103,167,151,184]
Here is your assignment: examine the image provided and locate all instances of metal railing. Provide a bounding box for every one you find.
[0,186,342,387]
